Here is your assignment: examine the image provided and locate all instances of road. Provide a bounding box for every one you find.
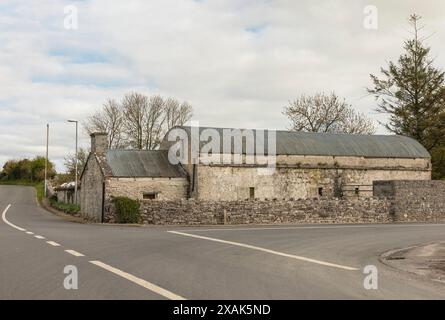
[1,185,444,299]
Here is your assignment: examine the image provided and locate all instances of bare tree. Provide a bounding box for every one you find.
[122,92,148,150]
[83,99,125,148]
[283,92,376,134]
[122,93,193,150]
[144,95,165,150]
[63,147,89,180]
[83,92,194,152]
[164,98,193,130]
[341,108,377,134]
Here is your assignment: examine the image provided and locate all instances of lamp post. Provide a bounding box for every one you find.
[68,120,78,204]
[44,124,49,198]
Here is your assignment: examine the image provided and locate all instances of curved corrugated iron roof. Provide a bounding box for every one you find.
[275,131,429,158]
[163,126,430,159]
[106,150,187,177]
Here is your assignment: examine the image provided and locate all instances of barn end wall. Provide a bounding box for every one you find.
[80,155,104,221]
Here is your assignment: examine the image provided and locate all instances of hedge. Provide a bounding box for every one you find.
[112,197,141,224]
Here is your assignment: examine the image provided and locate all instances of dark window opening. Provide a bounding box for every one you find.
[191,164,197,192]
[355,187,360,195]
[249,187,255,200]
[143,192,157,200]
[318,187,323,196]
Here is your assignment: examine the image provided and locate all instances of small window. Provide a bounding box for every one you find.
[249,187,255,200]
[143,192,157,200]
[318,187,323,196]
[355,187,360,196]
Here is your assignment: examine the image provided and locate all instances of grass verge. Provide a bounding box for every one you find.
[49,196,80,215]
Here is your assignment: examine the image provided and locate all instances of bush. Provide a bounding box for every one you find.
[112,197,141,224]
[49,197,80,214]
[1,157,56,182]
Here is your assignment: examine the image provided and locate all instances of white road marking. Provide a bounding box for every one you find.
[65,250,85,257]
[1,204,26,231]
[26,231,34,235]
[34,235,45,239]
[179,223,445,233]
[168,230,359,271]
[89,260,186,300]
[46,241,61,247]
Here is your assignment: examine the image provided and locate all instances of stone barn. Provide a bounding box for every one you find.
[80,128,431,221]
[160,126,431,201]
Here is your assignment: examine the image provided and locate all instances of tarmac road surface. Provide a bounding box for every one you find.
[1,185,444,299]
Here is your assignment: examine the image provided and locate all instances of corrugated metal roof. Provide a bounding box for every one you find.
[106,150,187,177]
[163,126,430,158]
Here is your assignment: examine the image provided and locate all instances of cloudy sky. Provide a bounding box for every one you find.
[1,0,445,171]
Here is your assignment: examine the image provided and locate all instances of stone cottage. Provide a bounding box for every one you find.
[80,128,431,221]
[80,132,188,221]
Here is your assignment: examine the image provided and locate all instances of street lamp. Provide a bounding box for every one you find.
[44,124,49,198]
[67,120,78,205]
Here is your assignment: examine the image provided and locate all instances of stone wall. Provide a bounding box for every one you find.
[138,198,393,225]
[106,177,188,201]
[374,180,445,222]
[195,164,431,201]
[56,188,79,205]
[128,180,445,225]
[103,179,445,225]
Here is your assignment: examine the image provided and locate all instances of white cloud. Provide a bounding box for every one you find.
[1,0,445,171]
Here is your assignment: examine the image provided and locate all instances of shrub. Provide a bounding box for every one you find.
[112,197,141,224]
[49,197,80,214]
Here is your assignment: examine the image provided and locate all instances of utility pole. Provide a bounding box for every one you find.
[68,120,78,204]
[44,124,49,198]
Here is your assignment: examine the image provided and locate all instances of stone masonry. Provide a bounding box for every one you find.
[374,180,445,222]
[98,180,445,225]
[106,177,188,201]
[138,197,393,225]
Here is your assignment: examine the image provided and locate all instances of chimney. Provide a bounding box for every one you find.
[90,132,108,154]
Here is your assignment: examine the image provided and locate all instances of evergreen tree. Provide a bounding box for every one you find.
[368,14,445,178]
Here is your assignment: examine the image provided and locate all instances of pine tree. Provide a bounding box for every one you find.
[368,14,445,150]
[368,14,445,178]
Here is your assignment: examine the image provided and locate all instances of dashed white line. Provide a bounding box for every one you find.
[2,204,26,231]
[65,249,85,257]
[89,260,186,300]
[168,230,359,271]
[3,203,183,299]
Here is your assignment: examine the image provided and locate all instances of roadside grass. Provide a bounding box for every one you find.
[0,179,45,203]
[49,196,80,215]
[0,179,81,218]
